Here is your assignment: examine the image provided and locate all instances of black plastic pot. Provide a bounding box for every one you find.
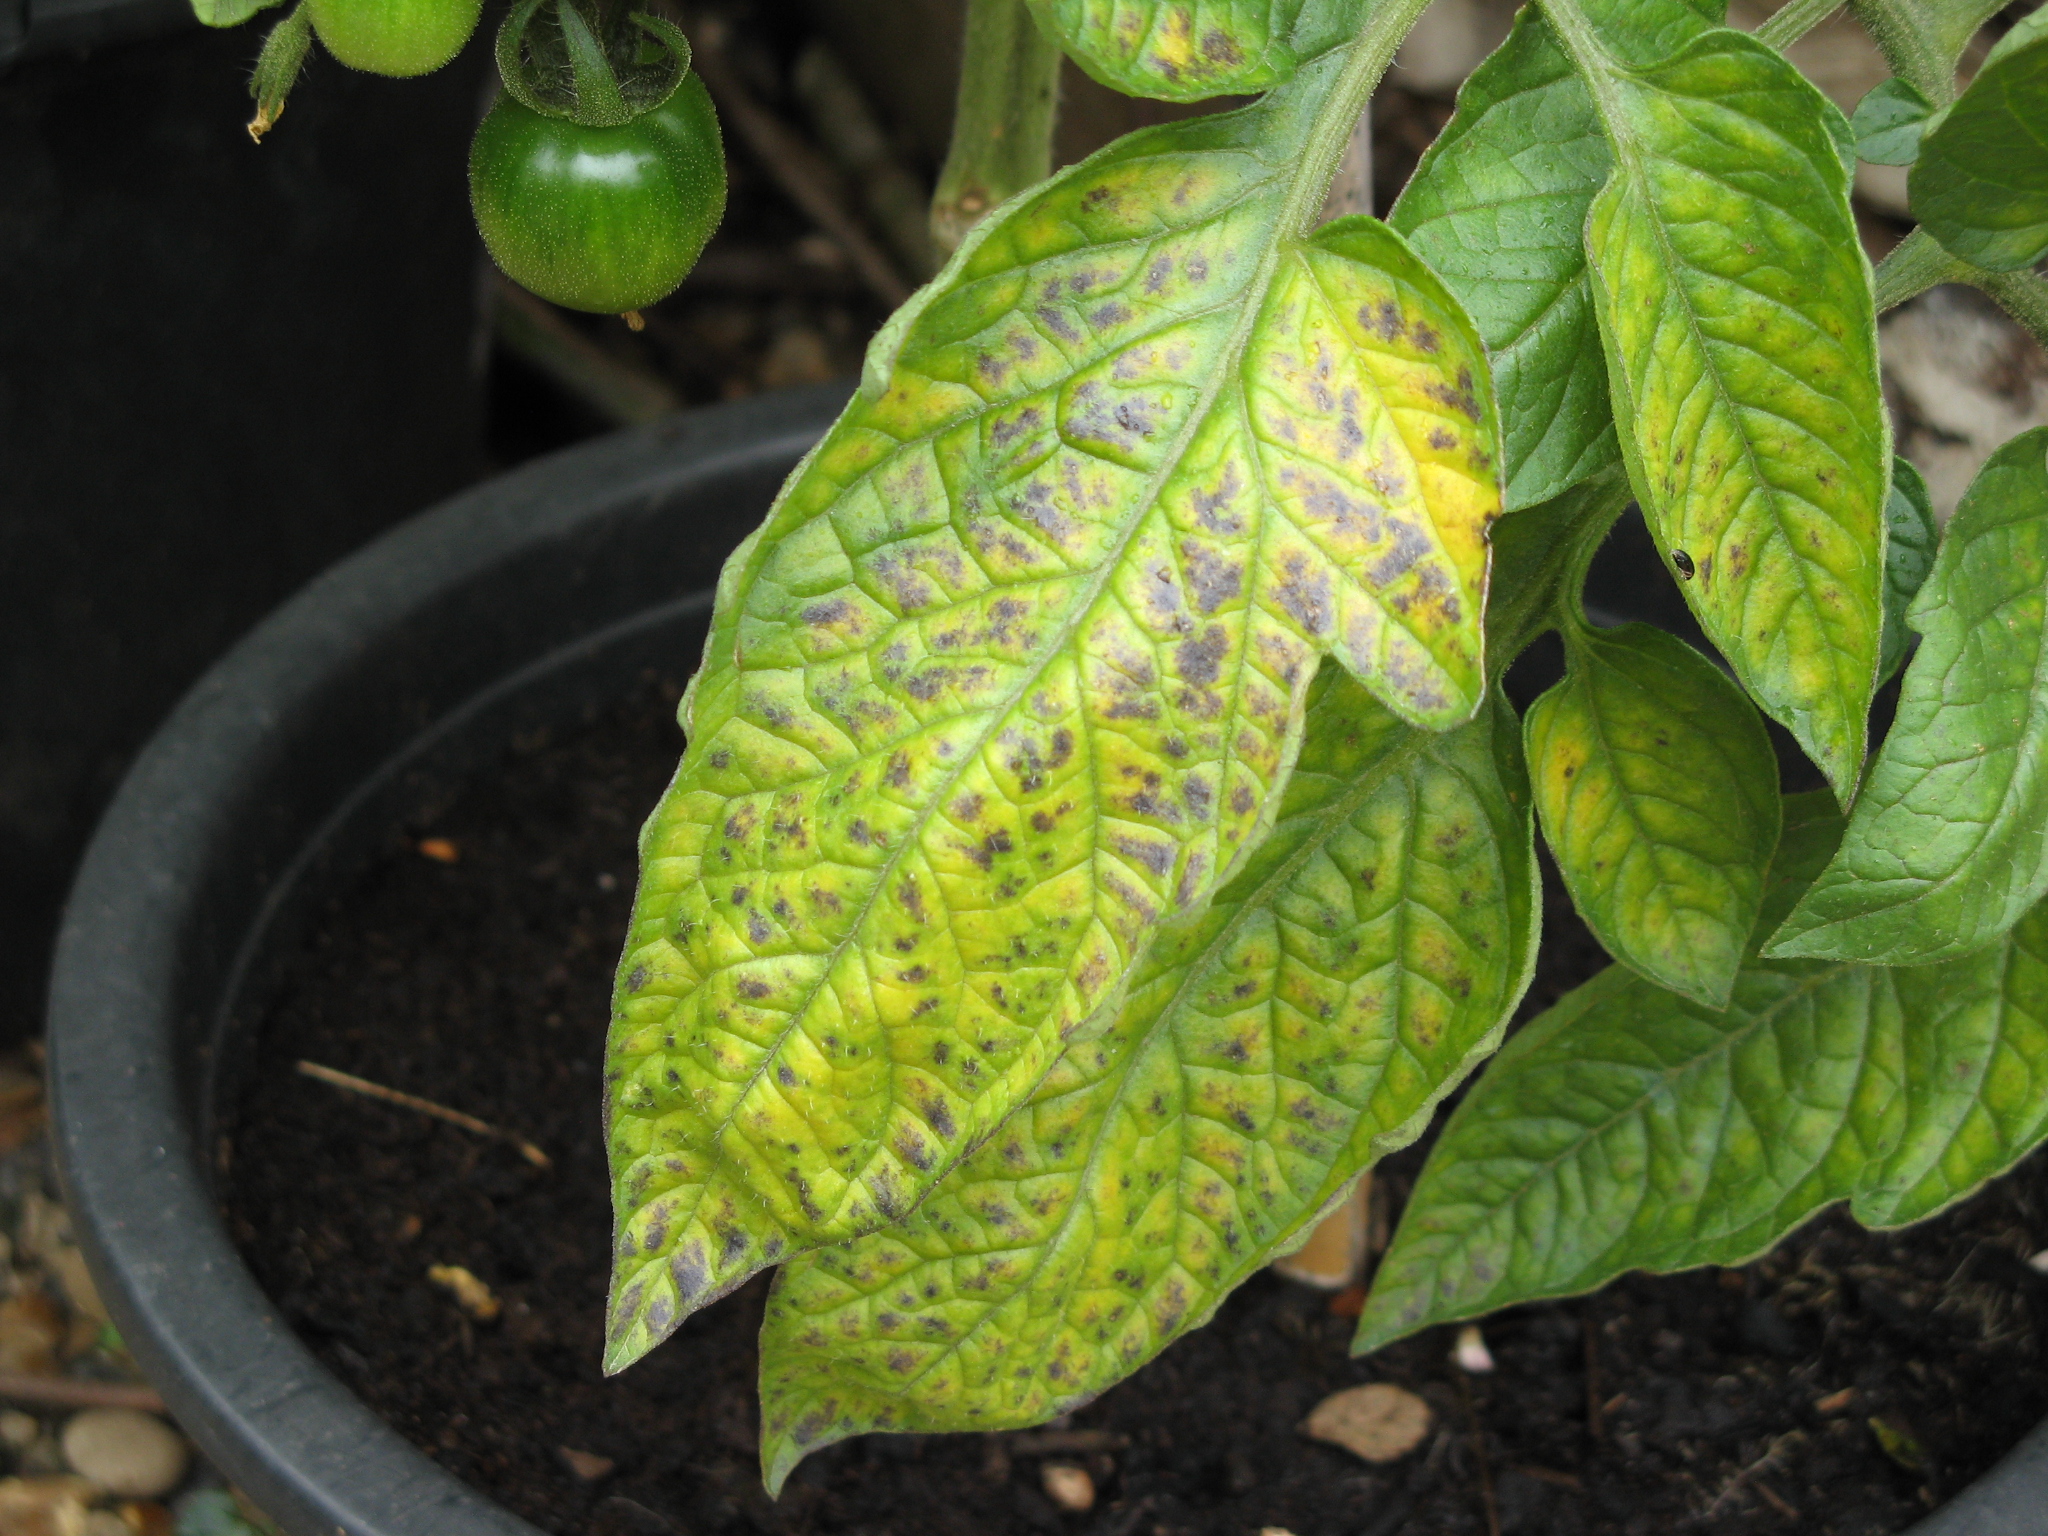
[45,386,2048,1536]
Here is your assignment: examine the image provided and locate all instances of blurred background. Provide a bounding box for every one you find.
[4,0,2045,1053]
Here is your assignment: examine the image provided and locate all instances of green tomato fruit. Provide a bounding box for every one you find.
[469,77,726,316]
[308,0,481,76]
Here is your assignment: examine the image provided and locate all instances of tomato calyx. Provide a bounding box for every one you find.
[496,0,691,129]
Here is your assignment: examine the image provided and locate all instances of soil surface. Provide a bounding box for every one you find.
[226,676,2048,1536]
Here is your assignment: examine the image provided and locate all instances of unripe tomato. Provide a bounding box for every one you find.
[469,76,726,315]
[308,0,482,77]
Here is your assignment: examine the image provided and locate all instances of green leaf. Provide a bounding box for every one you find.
[1878,455,1937,686]
[604,45,1506,1372]
[1909,22,2048,273]
[1553,11,1890,801]
[191,0,283,26]
[1849,76,1935,165]
[1023,0,1364,100]
[1525,622,1780,1008]
[1767,428,2048,965]
[758,674,1537,1486]
[1388,0,1720,511]
[1355,802,2048,1352]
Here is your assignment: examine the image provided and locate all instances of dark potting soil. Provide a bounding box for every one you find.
[226,675,2048,1536]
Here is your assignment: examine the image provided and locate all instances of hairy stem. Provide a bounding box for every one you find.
[1875,227,2048,352]
[931,0,1063,252]
[1846,0,2005,105]
[1755,0,1842,52]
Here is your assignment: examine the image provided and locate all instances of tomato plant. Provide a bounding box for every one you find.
[187,0,2048,1495]
[470,77,724,315]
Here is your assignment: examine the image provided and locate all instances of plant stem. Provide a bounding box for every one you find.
[1846,0,2006,105]
[930,0,1063,253]
[1755,0,1842,52]
[1873,226,2048,351]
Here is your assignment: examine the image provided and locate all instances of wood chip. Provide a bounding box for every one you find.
[426,1266,501,1323]
[1301,1383,1434,1463]
[1040,1463,1095,1512]
[417,838,460,863]
[1814,1387,1856,1413]
[559,1447,616,1481]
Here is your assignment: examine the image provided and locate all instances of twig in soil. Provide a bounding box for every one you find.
[1705,1431,1805,1519]
[0,1372,166,1413]
[1583,1316,1605,1439]
[295,1061,552,1169]
[1456,1372,1501,1536]
[686,14,914,308]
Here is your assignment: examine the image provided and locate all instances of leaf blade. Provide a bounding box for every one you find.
[1878,455,1937,686]
[1909,24,2048,273]
[1767,427,2048,964]
[1567,22,1889,799]
[1526,622,1780,1007]
[604,59,1506,1369]
[1024,0,1360,100]
[758,675,1537,1483]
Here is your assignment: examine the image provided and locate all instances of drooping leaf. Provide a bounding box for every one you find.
[1388,0,1720,511]
[758,674,1536,1486]
[603,54,1507,1371]
[1525,622,1780,1008]
[1909,20,2048,272]
[1849,76,1935,165]
[1554,10,1890,801]
[1024,0,1363,101]
[1878,455,1937,686]
[1356,792,2048,1351]
[1767,428,2048,965]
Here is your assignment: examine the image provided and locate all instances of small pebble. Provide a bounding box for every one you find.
[1,1409,41,1449]
[60,1409,190,1499]
[1040,1462,1095,1512]
[1302,1383,1434,1463]
[558,1446,615,1481]
[2029,1248,2048,1275]
[1453,1323,1495,1373]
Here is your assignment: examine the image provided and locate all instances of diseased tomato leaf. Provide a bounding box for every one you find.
[1356,790,2048,1351]
[1025,0,1364,101]
[1525,622,1779,1009]
[757,672,1536,1486]
[1389,0,1720,511]
[1552,9,1889,801]
[602,50,1505,1372]
[1767,428,2048,965]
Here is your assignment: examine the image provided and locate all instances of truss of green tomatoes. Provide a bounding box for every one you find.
[199,0,2048,1494]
